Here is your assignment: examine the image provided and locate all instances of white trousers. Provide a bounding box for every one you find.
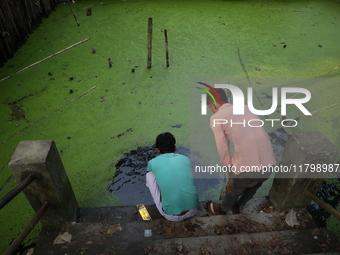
[146,172,197,222]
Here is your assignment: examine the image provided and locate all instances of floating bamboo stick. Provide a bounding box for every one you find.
[288,65,339,100]
[239,5,309,13]
[43,5,93,26]
[295,102,339,122]
[0,38,90,83]
[67,0,80,26]
[276,65,340,112]
[237,48,263,106]
[282,102,339,126]
[147,18,153,68]
[0,86,96,145]
[164,29,169,67]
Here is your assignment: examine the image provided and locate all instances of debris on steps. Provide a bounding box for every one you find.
[32,198,340,255]
[33,229,340,255]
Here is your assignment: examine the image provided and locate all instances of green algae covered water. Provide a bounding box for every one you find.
[0,0,339,252]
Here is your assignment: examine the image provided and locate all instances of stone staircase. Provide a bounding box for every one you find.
[33,198,340,255]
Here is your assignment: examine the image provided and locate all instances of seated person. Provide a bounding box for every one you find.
[146,132,198,221]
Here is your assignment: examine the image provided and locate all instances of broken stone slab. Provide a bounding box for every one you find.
[269,132,338,209]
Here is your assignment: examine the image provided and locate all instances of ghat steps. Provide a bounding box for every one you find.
[33,198,340,255]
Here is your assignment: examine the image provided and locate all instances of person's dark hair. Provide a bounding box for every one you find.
[156,132,176,153]
[206,88,229,105]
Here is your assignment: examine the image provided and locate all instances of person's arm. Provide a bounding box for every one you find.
[210,117,233,166]
[146,161,152,172]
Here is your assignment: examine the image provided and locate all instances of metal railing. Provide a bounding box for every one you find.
[0,173,50,255]
[0,174,37,210]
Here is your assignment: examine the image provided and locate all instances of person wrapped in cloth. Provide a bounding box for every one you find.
[204,87,276,215]
[146,132,199,221]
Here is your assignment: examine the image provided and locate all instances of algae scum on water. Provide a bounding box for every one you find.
[0,0,340,252]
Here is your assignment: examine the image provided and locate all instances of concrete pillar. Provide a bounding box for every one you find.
[269,132,338,209]
[9,140,79,227]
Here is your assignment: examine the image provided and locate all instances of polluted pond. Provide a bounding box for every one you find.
[109,145,159,205]
[109,145,219,206]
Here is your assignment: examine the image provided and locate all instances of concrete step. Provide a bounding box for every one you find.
[40,210,317,244]
[76,197,278,223]
[34,229,340,255]
[32,198,340,255]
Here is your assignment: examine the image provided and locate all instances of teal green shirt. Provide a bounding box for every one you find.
[147,153,198,215]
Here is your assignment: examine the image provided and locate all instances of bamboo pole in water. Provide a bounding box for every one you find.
[0,38,90,83]
[67,0,80,26]
[147,18,152,68]
[164,29,169,68]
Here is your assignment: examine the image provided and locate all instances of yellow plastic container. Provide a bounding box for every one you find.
[136,204,152,221]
